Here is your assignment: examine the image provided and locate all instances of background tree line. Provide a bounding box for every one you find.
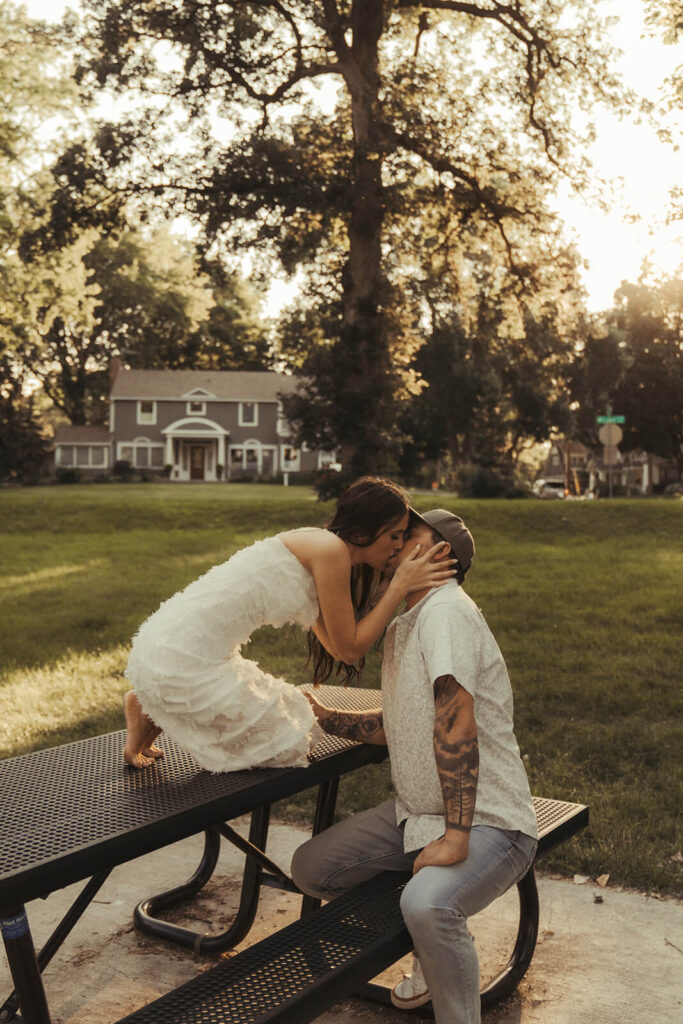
[0,0,680,488]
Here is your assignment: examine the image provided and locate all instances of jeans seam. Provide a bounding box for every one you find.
[506,841,537,888]
[323,846,406,890]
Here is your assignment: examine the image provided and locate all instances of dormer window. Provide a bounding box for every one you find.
[187,400,206,415]
[137,400,156,425]
[239,401,258,427]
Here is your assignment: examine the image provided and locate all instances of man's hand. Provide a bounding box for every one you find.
[413,830,470,874]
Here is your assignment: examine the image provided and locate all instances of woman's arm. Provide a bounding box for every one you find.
[309,538,454,665]
[311,572,391,659]
[311,612,343,662]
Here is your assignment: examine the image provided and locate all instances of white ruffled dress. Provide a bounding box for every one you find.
[125,533,324,772]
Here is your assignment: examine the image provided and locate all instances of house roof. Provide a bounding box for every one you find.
[110,370,301,402]
[54,425,113,443]
[550,439,592,455]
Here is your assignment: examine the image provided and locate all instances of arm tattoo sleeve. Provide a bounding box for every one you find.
[433,674,479,833]
[319,709,384,743]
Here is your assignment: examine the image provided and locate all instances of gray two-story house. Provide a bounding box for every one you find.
[53,367,336,482]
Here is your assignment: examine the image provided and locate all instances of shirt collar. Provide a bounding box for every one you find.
[395,580,458,626]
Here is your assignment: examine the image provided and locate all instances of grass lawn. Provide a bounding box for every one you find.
[1,482,681,895]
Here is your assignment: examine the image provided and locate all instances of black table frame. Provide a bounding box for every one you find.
[0,685,588,1024]
[0,686,386,1024]
[133,793,587,1018]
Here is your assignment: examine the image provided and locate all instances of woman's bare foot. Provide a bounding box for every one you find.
[123,691,162,768]
[142,726,164,760]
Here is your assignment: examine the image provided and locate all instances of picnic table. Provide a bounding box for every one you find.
[0,685,588,1024]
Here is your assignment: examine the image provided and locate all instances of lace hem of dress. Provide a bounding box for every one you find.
[134,685,323,773]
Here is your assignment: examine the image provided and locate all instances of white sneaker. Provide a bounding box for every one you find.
[391,954,430,1009]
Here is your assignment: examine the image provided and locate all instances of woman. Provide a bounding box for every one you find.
[123,477,454,771]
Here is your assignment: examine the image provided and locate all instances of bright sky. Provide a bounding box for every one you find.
[22,0,683,313]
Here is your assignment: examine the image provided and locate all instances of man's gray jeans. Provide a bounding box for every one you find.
[290,798,537,1024]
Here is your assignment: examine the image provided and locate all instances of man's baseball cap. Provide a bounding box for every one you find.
[410,508,475,575]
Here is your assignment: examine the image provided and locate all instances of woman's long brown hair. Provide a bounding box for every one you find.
[308,476,410,686]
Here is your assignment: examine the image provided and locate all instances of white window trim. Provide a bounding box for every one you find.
[117,438,165,468]
[57,444,110,469]
[137,400,157,425]
[186,400,207,415]
[243,440,260,470]
[317,450,338,470]
[229,445,245,469]
[238,401,258,427]
[181,387,215,400]
[280,444,301,472]
[57,445,76,467]
[229,439,273,473]
[276,401,291,437]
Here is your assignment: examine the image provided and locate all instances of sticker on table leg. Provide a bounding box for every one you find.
[1,911,29,940]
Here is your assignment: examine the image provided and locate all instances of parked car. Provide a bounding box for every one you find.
[533,479,567,499]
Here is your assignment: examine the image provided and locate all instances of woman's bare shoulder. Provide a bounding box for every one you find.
[280,527,349,570]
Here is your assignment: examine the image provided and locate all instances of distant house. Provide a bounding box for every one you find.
[538,438,678,495]
[587,448,678,494]
[538,440,593,495]
[53,368,336,482]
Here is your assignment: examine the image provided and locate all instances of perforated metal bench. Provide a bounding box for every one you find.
[116,797,588,1024]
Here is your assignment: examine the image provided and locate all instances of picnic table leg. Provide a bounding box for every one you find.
[135,774,344,951]
[133,826,222,948]
[0,906,51,1024]
[300,776,340,918]
[1,870,111,1023]
[480,864,539,1009]
[134,805,279,953]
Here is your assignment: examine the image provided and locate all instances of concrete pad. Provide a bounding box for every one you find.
[1,820,681,1024]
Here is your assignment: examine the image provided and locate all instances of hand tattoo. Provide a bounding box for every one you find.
[433,675,479,833]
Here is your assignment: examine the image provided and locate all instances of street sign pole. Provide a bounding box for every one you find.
[598,418,624,498]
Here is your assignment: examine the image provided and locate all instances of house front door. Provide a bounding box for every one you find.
[190,445,205,481]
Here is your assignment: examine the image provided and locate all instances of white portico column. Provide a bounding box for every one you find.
[165,434,173,468]
[217,433,226,472]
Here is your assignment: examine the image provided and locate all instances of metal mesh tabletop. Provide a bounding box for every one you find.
[0,686,386,908]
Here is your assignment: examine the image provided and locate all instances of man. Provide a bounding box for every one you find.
[292,508,538,1024]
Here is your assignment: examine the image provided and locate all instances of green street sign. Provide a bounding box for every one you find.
[597,415,625,424]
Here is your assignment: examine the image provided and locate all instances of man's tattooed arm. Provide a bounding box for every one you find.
[320,708,386,744]
[305,692,386,745]
[433,674,479,834]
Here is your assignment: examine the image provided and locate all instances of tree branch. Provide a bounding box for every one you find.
[396,0,541,47]
[259,61,344,104]
[321,0,353,63]
[250,0,305,62]
[413,12,430,58]
[389,129,527,274]
[397,0,570,160]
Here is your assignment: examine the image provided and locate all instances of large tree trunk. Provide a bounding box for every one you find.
[332,0,394,477]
